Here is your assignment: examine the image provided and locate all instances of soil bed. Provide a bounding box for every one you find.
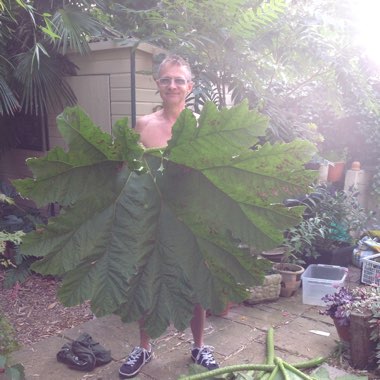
[0,271,93,347]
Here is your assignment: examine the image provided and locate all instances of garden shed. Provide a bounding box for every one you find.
[0,39,165,180]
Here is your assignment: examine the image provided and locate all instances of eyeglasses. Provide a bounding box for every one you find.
[157,77,188,86]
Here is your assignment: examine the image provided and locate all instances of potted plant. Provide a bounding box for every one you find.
[256,245,304,298]
[281,216,328,266]
[281,184,373,267]
[310,184,373,265]
[272,261,304,297]
[255,246,298,298]
[320,285,380,370]
[319,286,353,342]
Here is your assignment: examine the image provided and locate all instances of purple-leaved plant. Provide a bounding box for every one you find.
[319,287,354,326]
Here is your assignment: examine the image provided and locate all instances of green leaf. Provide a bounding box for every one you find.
[165,102,316,250]
[13,107,144,207]
[40,15,60,40]
[15,104,317,338]
[52,7,104,55]
[13,47,77,115]
[312,366,368,380]
[5,363,25,380]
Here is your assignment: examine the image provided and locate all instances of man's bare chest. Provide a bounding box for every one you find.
[139,122,172,148]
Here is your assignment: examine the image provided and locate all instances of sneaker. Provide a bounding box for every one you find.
[191,345,219,370]
[119,346,152,378]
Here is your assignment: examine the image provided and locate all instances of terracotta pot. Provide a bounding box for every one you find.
[272,263,304,297]
[327,162,346,183]
[332,317,350,343]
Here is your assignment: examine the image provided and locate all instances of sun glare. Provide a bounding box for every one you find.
[350,0,380,64]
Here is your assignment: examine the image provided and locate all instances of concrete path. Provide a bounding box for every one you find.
[8,267,364,380]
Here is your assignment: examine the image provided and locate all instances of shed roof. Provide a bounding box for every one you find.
[84,38,166,55]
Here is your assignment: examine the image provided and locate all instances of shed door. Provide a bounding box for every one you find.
[66,75,111,133]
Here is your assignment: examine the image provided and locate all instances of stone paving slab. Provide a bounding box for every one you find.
[141,347,192,380]
[219,340,267,366]
[302,306,332,322]
[8,335,104,380]
[201,317,259,357]
[229,303,300,329]
[7,304,349,380]
[273,317,338,359]
[63,315,139,361]
[265,292,312,316]
[8,266,365,379]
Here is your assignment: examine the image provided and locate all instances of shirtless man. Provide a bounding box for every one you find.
[119,55,219,378]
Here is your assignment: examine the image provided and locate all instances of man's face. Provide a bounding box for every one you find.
[156,64,193,106]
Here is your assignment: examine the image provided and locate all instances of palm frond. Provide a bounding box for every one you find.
[13,47,77,115]
[52,6,106,55]
[0,75,20,115]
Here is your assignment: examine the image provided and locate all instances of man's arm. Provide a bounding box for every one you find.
[135,115,149,135]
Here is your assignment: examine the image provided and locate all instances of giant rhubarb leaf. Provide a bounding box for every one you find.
[14,102,316,338]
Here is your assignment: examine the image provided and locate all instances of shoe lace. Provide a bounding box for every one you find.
[126,347,144,365]
[197,345,216,365]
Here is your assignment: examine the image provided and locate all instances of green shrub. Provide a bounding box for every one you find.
[0,312,24,379]
[0,311,19,356]
[0,180,47,288]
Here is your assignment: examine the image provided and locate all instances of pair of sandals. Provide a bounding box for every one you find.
[56,333,112,372]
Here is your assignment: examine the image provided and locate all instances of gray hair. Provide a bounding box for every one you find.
[158,55,192,80]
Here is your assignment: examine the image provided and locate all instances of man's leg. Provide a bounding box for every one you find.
[191,303,205,347]
[190,304,219,370]
[139,318,151,350]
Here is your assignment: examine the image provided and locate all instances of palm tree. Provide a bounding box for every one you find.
[0,0,117,118]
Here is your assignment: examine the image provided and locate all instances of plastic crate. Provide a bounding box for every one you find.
[361,253,380,285]
[301,264,348,306]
